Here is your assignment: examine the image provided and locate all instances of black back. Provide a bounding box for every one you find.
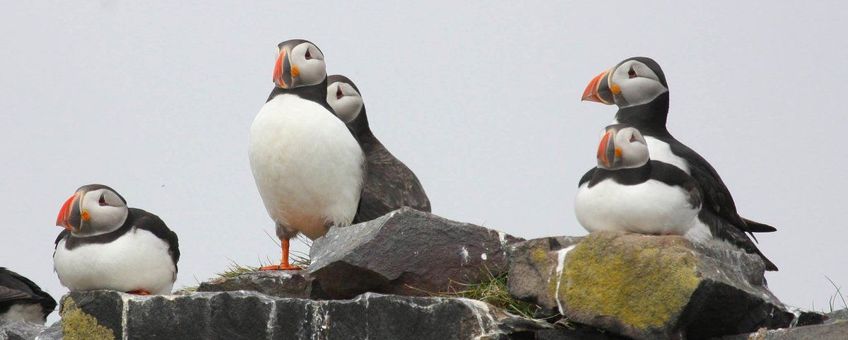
[55,208,180,271]
[0,267,57,319]
[615,92,776,234]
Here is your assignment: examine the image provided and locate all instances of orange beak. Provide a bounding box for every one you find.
[55,193,77,231]
[596,130,613,168]
[581,69,614,105]
[273,49,292,89]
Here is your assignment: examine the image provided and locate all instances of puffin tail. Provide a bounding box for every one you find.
[743,218,777,233]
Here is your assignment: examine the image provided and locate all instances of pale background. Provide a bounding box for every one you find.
[1,1,846,322]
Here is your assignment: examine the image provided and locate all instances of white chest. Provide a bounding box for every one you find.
[644,137,690,174]
[248,94,364,238]
[575,178,699,236]
[53,228,176,294]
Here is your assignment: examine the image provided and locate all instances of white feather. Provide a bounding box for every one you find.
[53,228,175,295]
[249,94,364,239]
[0,303,45,323]
[575,179,701,236]
[644,136,690,174]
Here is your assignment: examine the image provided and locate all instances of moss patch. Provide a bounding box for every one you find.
[60,298,115,340]
[558,232,700,331]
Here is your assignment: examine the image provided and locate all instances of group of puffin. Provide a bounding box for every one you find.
[0,40,775,324]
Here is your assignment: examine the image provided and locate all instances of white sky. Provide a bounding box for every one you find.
[2,2,847,321]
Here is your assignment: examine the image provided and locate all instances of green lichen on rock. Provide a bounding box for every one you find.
[557,232,700,331]
[60,297,116,340]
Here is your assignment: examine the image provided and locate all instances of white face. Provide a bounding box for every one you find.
[76,188,129,237]
[597,126,650,170]
[608,60,668,108]
[327,81,363,123]
[287,42,326,87]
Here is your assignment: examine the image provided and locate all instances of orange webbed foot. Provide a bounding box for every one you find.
[127,289,151,295]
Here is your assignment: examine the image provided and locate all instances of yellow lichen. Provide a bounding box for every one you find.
[559,232,700,331]
[61,298,116,340]
[530,247,549,266]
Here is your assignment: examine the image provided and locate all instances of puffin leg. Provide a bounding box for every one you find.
[127,289,151,295]
[260,238,301,271]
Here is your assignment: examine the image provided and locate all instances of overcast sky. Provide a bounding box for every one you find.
[2,1,846,320]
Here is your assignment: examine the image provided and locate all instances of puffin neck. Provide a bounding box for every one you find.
[591,162,652,187]
[266,79,332,111]
[347,106,375,140]
[614,92,670,136]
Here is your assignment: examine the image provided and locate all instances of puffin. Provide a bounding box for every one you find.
[0,267,57,324]
[581,57,777,240]
[576,125,777,270]
[326,74,431,223]
[249,40,365,270]
[53,184,180,294]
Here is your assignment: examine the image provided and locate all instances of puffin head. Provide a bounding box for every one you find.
[326,75,364,124]
[596,124,649,170]
[582,57,668,108]
[273,39,326,89]
[55,184,128,237]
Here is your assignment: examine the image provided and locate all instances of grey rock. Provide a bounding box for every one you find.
[35,322,63,340]
[0,320,46,340]
[512,232,793,340]
[197,270,314,298]
[826,308,848,324]
[719,320,848,340]
[56,290,551,340]
[309,208,522,299]
[506,236,583,315]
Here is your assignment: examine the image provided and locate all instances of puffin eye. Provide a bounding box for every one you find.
[630,134,639,142]
[336,85,344,100]
[98,193,107,206]
[628,66,637,79]
[304,49,313,60]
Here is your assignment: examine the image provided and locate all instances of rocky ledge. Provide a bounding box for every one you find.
[5,209,847,339]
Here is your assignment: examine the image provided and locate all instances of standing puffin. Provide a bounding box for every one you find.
[249,40,365,270]
[576,125,776,269]
[0,267,57,324]
[581,57,777,238]
[53,184,180,294]
[326,75,431,223]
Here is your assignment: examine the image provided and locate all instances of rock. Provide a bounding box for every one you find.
[0,320,46,340]
[826,308,848,323]
[507,236,584,315]
[514,232,793,340]
[720,320,848,340]
[36,322,63,340]
[308,208,522,299]
[55,290,556,340]
[197,270,315,298]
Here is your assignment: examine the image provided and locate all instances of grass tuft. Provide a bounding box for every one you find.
[825,276,848,313]
[441,267,547,320]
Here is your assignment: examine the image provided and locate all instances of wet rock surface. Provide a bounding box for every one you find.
[309,208,522,299]
[513,232,793,340]
[50,290,554,340]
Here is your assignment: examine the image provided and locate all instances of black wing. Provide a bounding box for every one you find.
[130,208,180,272]
[665,137,776,234]
[698,210,778,271]
[649,161,703,209]
[0,267,58,317]
[353,141,431,224]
